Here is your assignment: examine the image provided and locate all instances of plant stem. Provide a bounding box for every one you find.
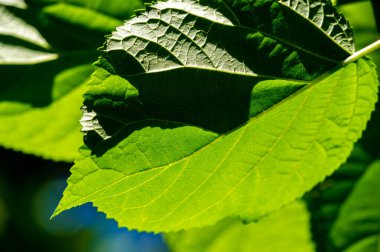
[343,39,380,64]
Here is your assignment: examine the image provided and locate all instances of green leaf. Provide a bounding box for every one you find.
[0,0,142,160]
[0,0,26,8]
[0,64,92,161]
[305,144,371,252]
[40,2,122,35]
[0,4,97,161]
[224,0,354,59]
[0,6,56,64]
[33,2,122,50]
[101,0,353,80]
[165,200,314,252]
[339,1,380,158]
[338,1,378,54]
[329,160,380,252]
[54,0,379,232]
[0,43,57,64]
[26,0,144,20]
[0,6,49,48]
[0,42,95,161]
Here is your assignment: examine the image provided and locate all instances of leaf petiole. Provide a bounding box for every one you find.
[344,39,380,64]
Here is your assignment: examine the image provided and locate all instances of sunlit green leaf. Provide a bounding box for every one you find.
[41,2,122,35]
[0,64,92,161]
[54,0,379,232]
[166,200,315,252]
[26,0,144,19]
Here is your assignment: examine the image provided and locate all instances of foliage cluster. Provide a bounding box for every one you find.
[1,0,380,251]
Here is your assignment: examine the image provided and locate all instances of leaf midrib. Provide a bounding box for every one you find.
[105,2,343,78]
[95,61,349,231]
[60,60,347,214]
[120,65,310,82]
[102,61,345,171]
[146,3,343,64]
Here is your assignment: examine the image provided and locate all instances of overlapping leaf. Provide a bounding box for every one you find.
[306,145,371,251]
[339,1,380,158]
[165,200,315,252]
[54,0,379,232]
[0,0,142,161]
[330,160,380,251]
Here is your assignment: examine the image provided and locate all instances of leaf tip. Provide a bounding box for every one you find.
[50,205,64,220]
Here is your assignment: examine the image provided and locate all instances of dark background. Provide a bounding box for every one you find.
[0,148,169,252]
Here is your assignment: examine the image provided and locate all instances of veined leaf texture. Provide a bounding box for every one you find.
[54,0,379,232]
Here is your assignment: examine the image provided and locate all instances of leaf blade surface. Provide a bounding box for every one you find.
[55,58,379,231]
[165,200,315,252]
[54,0,379,231]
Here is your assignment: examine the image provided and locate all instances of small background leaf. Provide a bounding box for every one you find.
[165,200,315,252]
[330,160,380,251]
[306,145,371,252]
[0,0,142,161]
[339,0,380,158]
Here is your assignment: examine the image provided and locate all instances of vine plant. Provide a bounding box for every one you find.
[1,0,380,251]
